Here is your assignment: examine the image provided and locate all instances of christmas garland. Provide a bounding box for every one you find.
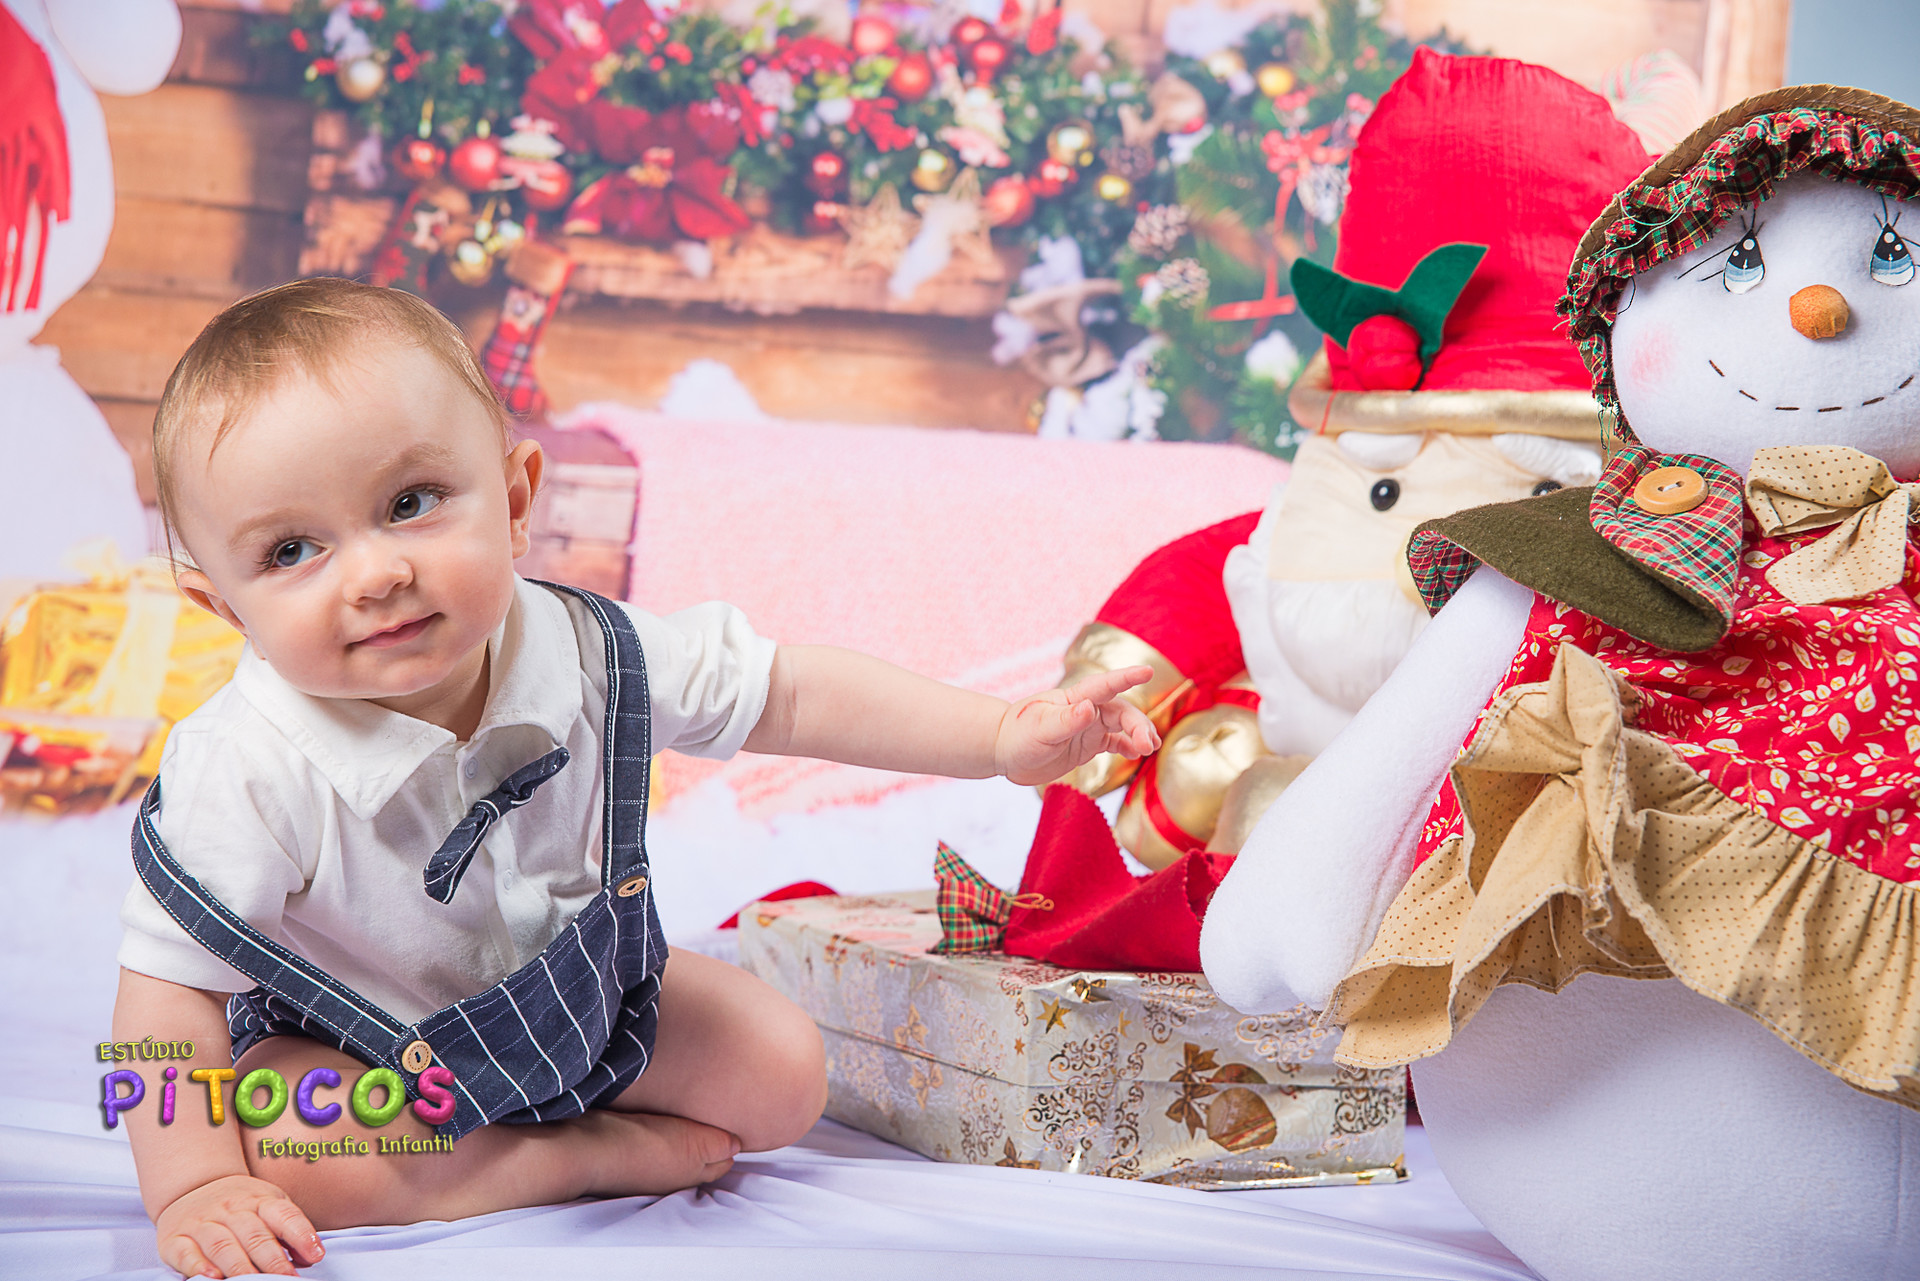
[273,0,1161,272]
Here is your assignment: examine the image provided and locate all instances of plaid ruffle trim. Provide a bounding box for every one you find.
[1406,447,1745,623]
[1560,108,1920,427]
[931,843,1052,954]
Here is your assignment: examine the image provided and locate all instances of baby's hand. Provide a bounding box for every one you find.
[995,665,1162,787]
[155,1174,323,1278]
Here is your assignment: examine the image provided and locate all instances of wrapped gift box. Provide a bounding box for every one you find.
[737,891,1404,1189]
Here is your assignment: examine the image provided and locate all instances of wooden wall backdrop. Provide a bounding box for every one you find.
[40,0,1789,518]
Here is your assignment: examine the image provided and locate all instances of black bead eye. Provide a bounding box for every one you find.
[1369,478,1401,511]
[1531,480,1562,496]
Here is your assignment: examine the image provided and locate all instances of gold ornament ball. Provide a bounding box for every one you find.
[1255,62,1296,98]
[447,238,495,286]
[1203,49,1246,81]
[1046,121,1094,166]
[1095,172,1132,203]
[911,148,955,192]
[335,56,387,103]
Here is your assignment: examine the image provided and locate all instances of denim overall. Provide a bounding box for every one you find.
[131,584,667,1140]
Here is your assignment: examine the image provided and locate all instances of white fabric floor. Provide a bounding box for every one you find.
[0,803,1540,1281]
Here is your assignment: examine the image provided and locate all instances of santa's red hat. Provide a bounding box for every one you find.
[1290,49,1651,438]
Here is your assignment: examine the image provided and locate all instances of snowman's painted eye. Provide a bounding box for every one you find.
[1871,223,1914,286]
[1724,234,1764,293]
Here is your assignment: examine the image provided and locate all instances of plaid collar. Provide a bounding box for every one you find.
[1560,108,1920,436]
[1588,446,1747,623]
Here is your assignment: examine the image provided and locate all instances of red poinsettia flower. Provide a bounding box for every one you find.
[768,35,852,77]
[1026,7,1062,54]
[849,97,915,152]
[510,0,657,61]
[711,81,769,147]
[563,103,750,244]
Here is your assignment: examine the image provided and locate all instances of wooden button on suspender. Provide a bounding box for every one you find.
[401,1040,434,1073]
[617,875,648,898]
[1632,466,1708,515]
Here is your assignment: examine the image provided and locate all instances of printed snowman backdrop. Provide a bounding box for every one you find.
[1,0,181,580]
[1202,87,1920,1281]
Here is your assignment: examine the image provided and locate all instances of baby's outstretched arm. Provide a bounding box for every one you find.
[114,969,325,1278]
[745,646,1159,784]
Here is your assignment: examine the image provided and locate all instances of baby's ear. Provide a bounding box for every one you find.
[504,439,545,559]
[175,569,247,636]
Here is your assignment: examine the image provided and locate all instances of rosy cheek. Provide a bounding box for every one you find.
[1623,324,1675,390]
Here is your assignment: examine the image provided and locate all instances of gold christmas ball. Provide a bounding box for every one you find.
[335,56,387,103]
[447,238,495,286]
[1095,172,1132,203]
[1046,121,1095,166]
[1255,62,1296,98]
[910,148,955,192]
[1203,49,1246,81]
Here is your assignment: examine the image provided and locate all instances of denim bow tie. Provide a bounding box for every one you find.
[423,748,570,903]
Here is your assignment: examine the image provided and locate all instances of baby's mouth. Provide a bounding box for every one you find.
[1709,357,1917,413]
[354,615,438,648]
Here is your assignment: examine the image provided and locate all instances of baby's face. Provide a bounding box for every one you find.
[172,341,539,709]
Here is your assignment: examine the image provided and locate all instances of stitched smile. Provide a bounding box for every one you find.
[1708,358,1918,412]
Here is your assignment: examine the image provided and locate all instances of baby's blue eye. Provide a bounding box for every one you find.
[1871,224,1914,286]
[270,539,320,569]
[1724,234,1764,293]
[391,489,443,522]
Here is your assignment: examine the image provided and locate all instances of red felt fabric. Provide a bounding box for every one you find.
[1093,512,1259,684]
[1324,48,1652,394]
[1002,785,1234,972]
[718,880,839,929]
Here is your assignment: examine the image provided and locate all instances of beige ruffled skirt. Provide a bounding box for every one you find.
[1327,643,1920,1110]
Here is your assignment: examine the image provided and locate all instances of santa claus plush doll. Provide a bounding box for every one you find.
[1051,51,1650,873]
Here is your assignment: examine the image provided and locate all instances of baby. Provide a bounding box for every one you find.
[114,279,1159,1279]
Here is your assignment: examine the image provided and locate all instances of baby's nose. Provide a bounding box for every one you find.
[1789,284,1849,339]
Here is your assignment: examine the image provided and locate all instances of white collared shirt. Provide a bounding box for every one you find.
[117,577,775,1025]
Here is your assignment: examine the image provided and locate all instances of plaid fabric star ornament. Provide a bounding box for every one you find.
[932,843,1051,954]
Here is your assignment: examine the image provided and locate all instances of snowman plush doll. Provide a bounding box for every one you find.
[1202,86,1920,1281]
[1,0,181,579]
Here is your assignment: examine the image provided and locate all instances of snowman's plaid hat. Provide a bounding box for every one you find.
[1564,85,1920,437]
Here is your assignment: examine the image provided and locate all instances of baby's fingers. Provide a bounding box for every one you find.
[260,1199,324,1267]
[1059,665,1154,709]
[193,1215,297,1278]
[161,1232,220,1280]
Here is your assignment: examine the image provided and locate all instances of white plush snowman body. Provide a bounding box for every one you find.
[1,0,180,580]
[1202,152,1920,1281]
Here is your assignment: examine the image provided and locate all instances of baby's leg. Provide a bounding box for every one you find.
[232,1035,736,1229]
[607,946,828,1151]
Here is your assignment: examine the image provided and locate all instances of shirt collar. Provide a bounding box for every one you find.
[233,577,586,821]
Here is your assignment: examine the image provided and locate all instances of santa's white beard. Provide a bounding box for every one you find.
[1261,577,1431,716]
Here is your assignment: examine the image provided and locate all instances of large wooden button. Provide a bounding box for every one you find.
[401,1040,434,1073]
[1632,466,1708,515]
[616,874,649,898]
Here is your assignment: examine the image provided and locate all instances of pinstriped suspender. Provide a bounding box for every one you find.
[130,582,667,1140]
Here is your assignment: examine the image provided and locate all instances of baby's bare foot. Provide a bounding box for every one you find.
[574,1110,740,1197]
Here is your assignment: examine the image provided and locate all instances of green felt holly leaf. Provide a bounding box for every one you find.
[1288,242,1487,364]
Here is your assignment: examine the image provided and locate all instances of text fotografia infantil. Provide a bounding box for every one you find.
[99,1039,460,1143]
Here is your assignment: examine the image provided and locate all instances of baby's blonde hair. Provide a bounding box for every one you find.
[153,278,512,556]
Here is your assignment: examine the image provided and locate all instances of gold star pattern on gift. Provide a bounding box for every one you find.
[838,185,919,272]
[913,168,996,268]
[1041,998,1068,1032]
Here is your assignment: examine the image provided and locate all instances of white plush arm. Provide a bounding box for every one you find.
[1200,568,1534,1014]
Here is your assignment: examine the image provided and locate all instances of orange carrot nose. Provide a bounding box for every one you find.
[1789,284,1850,339]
